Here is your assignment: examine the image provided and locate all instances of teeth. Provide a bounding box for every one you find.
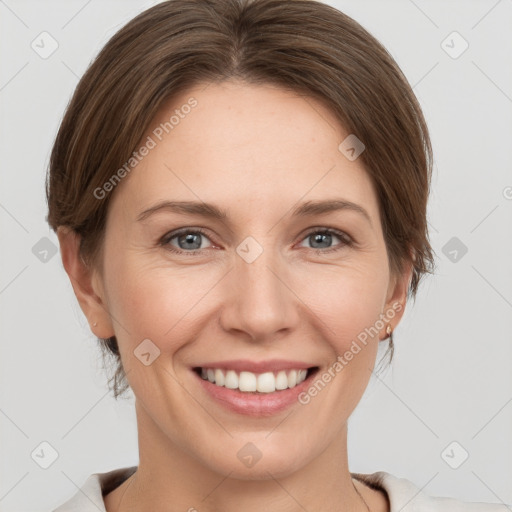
[239,371,257,392]
[257,372,275,393]
[214,369,225,386]
[288,369,297,387]
[275,370,288,390]
[225,370,238,390]
[199,367,309,392]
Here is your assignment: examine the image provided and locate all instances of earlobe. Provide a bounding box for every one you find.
[57,226,114,338]
[380,262,413,340]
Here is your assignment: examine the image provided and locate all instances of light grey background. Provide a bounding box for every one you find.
[1,1,511,511]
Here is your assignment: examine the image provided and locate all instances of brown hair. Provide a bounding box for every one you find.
[46,0,435,398]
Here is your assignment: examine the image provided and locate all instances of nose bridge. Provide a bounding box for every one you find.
[221,234,298,339]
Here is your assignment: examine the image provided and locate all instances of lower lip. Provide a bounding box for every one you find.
[194,370,317,417]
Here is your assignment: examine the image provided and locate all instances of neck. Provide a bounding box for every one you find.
[105,401,385,512]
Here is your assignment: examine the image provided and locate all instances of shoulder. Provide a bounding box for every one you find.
[53,466,137,512]
[351,471,510,512]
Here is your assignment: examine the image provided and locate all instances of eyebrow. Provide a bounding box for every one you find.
[136,199,372,226]
[293,199,372,226]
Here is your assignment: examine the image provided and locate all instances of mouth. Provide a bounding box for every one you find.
[193,366,318,393]
[191,360,321,416]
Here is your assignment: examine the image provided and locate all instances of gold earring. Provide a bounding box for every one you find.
[386,324,392,337]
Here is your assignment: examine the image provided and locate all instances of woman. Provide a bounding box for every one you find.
[48,0,507,510]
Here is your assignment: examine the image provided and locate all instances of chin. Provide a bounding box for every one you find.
[197,435,317,481]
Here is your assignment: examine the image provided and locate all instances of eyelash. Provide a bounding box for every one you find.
[159,227,354,256]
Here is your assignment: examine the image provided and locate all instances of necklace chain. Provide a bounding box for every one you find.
[117,473,371,512]
[352,479,371,512]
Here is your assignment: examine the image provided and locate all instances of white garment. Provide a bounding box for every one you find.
[53,466,509,511]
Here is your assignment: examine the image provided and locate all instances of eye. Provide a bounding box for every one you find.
[160,228,213,254]
[159,227,353,256]
[298,228,353,252]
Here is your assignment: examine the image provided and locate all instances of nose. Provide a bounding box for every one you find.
[219,240,301,342]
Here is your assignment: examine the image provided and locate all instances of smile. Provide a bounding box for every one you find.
[197,367,311,393]
[192,360,320,416]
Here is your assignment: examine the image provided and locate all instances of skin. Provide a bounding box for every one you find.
[58,80,412,512]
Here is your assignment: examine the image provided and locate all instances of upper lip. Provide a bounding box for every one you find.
[194,359,317,373]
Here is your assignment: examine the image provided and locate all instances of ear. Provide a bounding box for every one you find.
[57,226,115,339]
[380,260,413,341]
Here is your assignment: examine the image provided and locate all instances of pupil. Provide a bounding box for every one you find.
[313,233,331,248]
[181,233,201,249]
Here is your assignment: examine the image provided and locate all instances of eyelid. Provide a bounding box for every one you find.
[300,226,353,243]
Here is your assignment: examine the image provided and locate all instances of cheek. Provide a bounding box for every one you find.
[299,260,389,344]
[287,272,388,439]
[103,253,219,353]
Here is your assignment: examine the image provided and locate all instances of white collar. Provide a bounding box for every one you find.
[53,466,508,512]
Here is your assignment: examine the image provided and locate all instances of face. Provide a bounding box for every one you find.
[64,80,410,479]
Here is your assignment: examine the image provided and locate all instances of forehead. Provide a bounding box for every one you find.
[109,80,379,222]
